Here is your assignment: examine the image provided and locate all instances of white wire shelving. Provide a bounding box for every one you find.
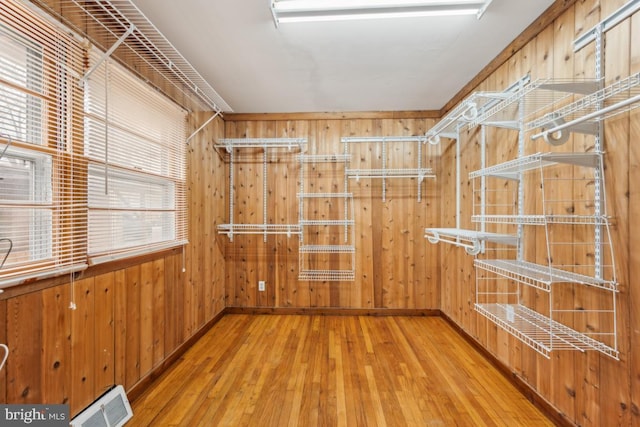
[470,214,610,225]
[474,303,618,359]
[217,138,308,152]
[468,72,640,144]
[298,152,356,282]
[474,259,617,292]
[217,224,301,238]
[298,270,356,282]
[424,89,522,144]
[33,0,231,113]
[342,136,434,201]
[217,137,307,242]
[468,152,601,180]
[298,245,355,254]
[298,154,351,163]
[424,64,637,358]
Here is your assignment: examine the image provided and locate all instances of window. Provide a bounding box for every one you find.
[84,51,187,262]
[0,146,52,266]
[0,25,43,146]
[0,1,86,287]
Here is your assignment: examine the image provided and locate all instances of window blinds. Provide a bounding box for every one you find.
[0,0,87,288]
[84,49,187,263]
[0,0,188,287]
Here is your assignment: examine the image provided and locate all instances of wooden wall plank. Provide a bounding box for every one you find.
[139,262,154,378]
[41,285,71,406]
[438,2,638,426]
[549,6,578,422]
[629,9,640,427]
[93,273,114,398]
[223,115,440,311]
[600,0,632,425]
[70,277,95,415]
[124,265,141,390]
[152,258,165,367]
[0,300,6,403]
[6,291,42,404]
[572,1,602,425]
[114,269,126,388]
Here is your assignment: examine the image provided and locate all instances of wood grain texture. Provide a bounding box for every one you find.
[130,314,555,427]
[629,8,640,426]
[439,1,640,426]
[223,117,439,310]
[0,114,226,418]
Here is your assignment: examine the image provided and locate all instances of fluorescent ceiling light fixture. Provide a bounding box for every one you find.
[270,0,493,25]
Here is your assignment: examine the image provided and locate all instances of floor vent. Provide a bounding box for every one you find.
[71,385,133,427]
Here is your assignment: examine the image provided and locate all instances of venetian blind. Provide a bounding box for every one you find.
[84,48,187,264]
[0,0,87,288]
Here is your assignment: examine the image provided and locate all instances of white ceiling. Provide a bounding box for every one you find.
[130,0,555,114]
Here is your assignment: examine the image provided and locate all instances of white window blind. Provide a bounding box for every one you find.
[85,49,187,263]
[0,1,87,288]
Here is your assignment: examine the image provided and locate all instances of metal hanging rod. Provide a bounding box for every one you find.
[531,92,640,143]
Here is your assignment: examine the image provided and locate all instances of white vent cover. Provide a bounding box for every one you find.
[71,385,133,427]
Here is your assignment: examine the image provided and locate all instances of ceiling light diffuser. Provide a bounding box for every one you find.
[270,0,493,26]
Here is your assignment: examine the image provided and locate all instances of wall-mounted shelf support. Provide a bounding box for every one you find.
[342,136,433,201]
[425,66,633,358]
[216,137,307,242]
[79,24,135,87]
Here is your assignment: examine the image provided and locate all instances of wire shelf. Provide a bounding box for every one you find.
[298,270,355,281]
[217,224,301,236]
[298,154,351,163]
[217,138,307,151]
[474,259,617,291]
[425,91,517,143]
[346,168,435,179]
[299,245,355,254]
[469,152,601,180]
[469,78,601,128]
[32,0,230,112]
[341,136,426,144]
[425,228,517,255]
[471,215,610,225]
[469,73,640,136]
[475,303,618,359]
[297,192,353,199]
[299,219,355,226]
[527,72,640,133]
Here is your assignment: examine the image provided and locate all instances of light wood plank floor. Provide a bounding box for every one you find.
[130,315,554,426]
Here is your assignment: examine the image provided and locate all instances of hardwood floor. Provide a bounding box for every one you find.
[129,315,554,426]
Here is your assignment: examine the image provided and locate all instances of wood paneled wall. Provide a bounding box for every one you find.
[222,118,440,309]
[439,1,640,425]
[0,114,226,417]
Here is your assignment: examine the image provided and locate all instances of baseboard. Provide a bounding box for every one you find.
[127,308,227,402]
[224,306,441,317]
[439,312,572,427]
